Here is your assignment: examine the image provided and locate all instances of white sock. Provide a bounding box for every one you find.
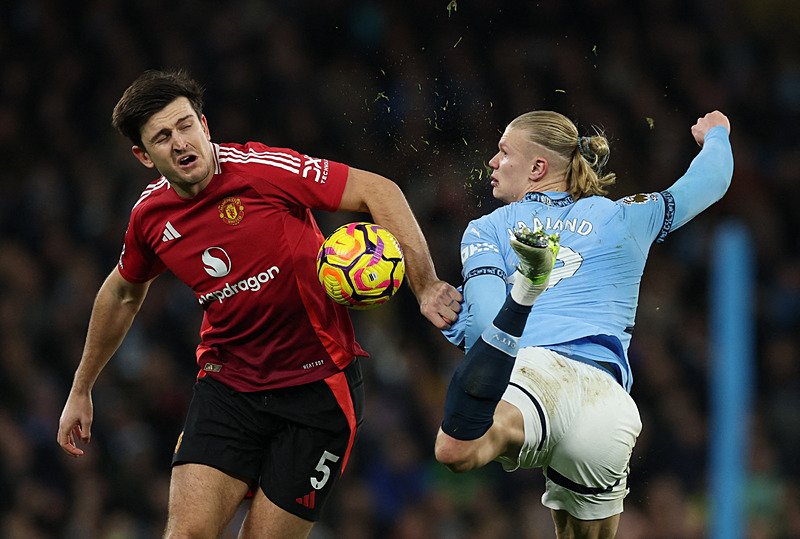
[510,271,548,306]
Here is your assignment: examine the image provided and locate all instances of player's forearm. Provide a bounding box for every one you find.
[71,274,146,394]
[463,274,506,352]
[666,126,734,229]
[367,184,439,297]
[342,169,440,297]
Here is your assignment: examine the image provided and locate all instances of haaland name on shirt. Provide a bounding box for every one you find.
[512,217,594,237]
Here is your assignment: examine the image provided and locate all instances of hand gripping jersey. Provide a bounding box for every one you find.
[445,126,734,392]
[118,141,367,391]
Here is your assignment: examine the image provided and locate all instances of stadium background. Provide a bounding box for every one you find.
[2,0,799,537]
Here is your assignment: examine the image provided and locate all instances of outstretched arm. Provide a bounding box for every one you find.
[339,167,462,329]
[57,267,152,457]
[667,111,734,230]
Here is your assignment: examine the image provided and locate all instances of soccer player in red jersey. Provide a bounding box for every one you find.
[56,70,462,538]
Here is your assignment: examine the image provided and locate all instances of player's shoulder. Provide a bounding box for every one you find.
[216,142,309,183]
[463,205,511,240]
[217,141,301,166]
[572,192,663,219]
[131,177,172,213]
[567,194,617,212]
[615,192,664,207]
[613,192,669,224]
[217,140,276,154]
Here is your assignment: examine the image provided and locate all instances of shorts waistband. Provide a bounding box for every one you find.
[558,353,622,386]
[595,360,622,385]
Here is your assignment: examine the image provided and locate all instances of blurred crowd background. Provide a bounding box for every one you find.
[2,0,800,537]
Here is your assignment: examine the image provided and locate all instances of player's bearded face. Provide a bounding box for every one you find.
[135,97,214,197]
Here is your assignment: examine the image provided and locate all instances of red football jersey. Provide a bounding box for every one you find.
[118,141,368,391]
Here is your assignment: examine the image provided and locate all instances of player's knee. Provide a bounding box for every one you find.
[164,521,220,539]
[434,431,478,473]
[164,510,226,539]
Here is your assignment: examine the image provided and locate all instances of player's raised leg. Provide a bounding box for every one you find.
[435,228,558,470]
[164,463,251,538]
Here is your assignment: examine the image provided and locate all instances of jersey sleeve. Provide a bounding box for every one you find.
[117,212,166,283]
[227,142,350,212]
[460,218,509,284]
[614,125,733,247]
[615,192,672,246]
[664,125,733,231]
[458,217,510,352]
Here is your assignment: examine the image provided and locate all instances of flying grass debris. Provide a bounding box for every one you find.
[447,1,457,16]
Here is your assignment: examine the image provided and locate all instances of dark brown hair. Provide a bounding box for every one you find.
[111,69,205,147]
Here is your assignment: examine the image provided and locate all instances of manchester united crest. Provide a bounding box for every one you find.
[218,197,245,225]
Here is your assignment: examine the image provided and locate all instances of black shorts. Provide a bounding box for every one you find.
[172,358,364,521]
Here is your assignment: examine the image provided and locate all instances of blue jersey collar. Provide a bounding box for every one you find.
[521,191,574,207]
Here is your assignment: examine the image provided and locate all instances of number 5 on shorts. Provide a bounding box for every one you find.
[311,450,340,490]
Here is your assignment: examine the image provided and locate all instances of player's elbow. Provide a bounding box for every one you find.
[434,431,479,473]
[341,167,404,214]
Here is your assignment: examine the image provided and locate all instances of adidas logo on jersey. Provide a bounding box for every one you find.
[162,221,182,242]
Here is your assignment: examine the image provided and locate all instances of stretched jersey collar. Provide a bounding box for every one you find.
[521,191,574,207]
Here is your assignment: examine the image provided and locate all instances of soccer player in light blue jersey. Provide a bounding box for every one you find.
[434,110,732,538]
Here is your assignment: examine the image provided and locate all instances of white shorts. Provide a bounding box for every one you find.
[497,347,642,521]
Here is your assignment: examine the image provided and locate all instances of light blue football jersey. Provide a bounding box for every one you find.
[444,126,733,392]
